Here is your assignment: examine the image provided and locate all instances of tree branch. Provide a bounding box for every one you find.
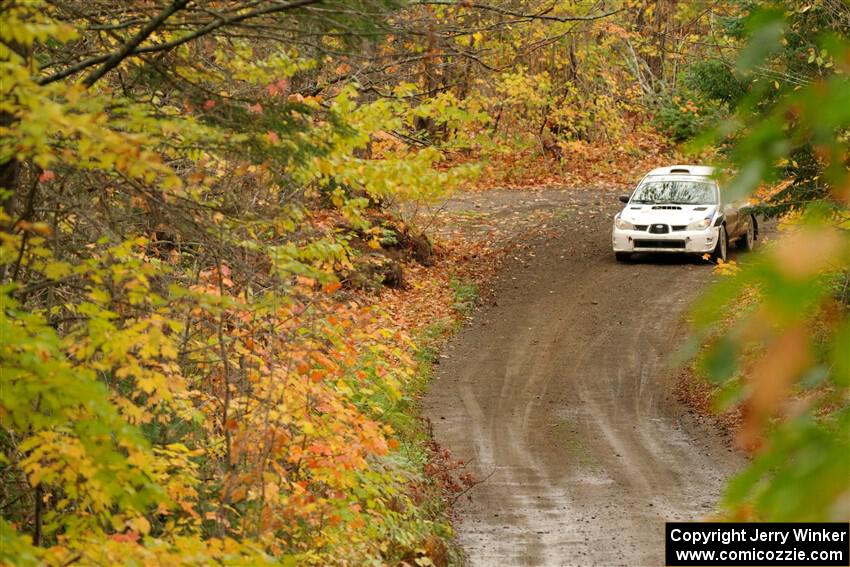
[415,1,624,23]
[38,0,323,87]
[82,0,191,88]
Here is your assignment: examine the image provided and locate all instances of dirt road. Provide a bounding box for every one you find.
[424,188,743,567]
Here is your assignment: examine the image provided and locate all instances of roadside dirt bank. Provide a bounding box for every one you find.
[424,187,744,567]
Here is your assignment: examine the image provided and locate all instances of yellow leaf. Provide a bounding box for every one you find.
[127,516,151,535]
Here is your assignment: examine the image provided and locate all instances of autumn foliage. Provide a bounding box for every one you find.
[2,0,849,564]
[0,2,471,564]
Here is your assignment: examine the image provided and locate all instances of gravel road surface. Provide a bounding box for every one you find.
[425,188,743,567]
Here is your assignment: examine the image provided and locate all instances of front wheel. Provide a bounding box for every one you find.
[737,215,756,251]
[614,252,632,262]
[710,225,728,262]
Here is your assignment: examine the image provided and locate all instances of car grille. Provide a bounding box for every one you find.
[648,224,669,234]
[633,224,648,231]
[652,205,682,210]
[672,225,686,231]
[634,239,686,249]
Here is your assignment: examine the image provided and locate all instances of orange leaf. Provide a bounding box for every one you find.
[738,324,812,452]
[110,532,140,543]
[312,352,336,370]
[322,281,342,294]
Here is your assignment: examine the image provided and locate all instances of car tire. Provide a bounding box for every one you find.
[737,215,756,251]
[711,225,728,262]
[615,252,632,262]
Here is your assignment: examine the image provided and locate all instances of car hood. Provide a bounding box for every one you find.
[619,204,717,225]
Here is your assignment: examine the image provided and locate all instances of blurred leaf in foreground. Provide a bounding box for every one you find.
[693,2,850,521]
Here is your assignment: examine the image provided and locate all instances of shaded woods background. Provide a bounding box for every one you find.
[1,0,848,565]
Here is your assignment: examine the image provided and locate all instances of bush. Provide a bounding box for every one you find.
[653,94,727,143]
[684,60,747,104]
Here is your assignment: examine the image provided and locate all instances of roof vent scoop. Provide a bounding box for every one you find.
[669,167,690,174]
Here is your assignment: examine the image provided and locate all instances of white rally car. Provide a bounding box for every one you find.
[612,165,757,262]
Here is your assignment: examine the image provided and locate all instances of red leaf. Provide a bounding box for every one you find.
[111,531,140,543]
[267,78,290,97]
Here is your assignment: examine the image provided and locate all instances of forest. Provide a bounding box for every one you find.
[1,0,848,565]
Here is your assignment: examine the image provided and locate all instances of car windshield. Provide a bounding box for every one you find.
[630,180,718,205]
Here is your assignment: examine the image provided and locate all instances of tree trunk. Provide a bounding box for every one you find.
[0,38,29,219]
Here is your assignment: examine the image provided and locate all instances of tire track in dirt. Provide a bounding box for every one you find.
[424,188,743,566]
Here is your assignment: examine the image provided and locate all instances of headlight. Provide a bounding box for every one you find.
[687,217,713,231]
[615,218,635,230]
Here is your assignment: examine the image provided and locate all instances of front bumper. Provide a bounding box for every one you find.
[612,226,719,254]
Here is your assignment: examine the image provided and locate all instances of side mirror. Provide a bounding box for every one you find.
[618,194,630,204]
